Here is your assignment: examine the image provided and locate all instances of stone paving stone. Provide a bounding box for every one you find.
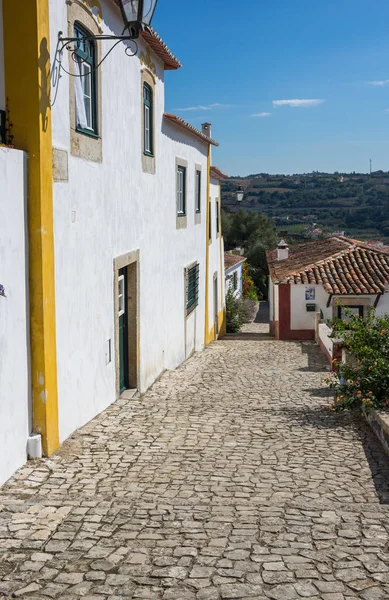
[1,322,389,599]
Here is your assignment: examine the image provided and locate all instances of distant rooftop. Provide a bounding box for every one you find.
[267,236,389,295]
[225,253,246,272]
[164,114,219,146]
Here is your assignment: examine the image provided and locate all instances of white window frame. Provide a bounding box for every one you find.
[118,275,125,317]
[177,165,186,216]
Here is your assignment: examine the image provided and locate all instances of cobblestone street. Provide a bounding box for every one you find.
[1,324,389,599]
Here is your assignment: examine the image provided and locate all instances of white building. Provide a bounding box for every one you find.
[225,253,246,298]
[267,237,389,343]
[0,0,226,485]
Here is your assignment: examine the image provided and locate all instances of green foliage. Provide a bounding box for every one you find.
[223,210,278,298]
[242,262,258,302]
[221,172,389,241]
[225,289,249,333]
[326,307,389,412]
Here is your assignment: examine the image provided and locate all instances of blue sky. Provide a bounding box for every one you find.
[153,0,389,176]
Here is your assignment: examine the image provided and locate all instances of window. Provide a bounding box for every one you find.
[177,165,186,215]
[74,23,98,136]
[143,83,153,155]
[233,271,238,291]
[186,263,200,315]
[216,200,220,235]
[337,305,364,321]
[118,275,125,316]
[195,170,201,213]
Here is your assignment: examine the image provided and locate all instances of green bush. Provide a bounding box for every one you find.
[226,289,249,333]
[326,307,389,412]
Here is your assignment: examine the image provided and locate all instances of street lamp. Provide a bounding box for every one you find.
[236,186,244,204]
[118,0,159,37]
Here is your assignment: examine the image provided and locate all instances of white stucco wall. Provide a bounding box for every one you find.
[208,177,225,335]
[269,277,274,321]
[0,148,30,486]
[290,284,330,330]
[226,263,243,298]
[49,0,217,442]
[290,283,389,330]
[0,0,5,112]
[318,323,333,359]
[376,292,389,317]
[274,283,279,321]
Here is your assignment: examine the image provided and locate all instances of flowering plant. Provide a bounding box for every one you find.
[326,306,389,412]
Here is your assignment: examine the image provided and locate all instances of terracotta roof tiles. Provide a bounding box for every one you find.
[225,253,246,272]
[267,237,389,295]
[164,114,219,146]
[210,166,229,180]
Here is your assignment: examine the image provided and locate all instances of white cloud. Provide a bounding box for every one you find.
[273,99,325,108]
[368,80,389,86]
[176,103,232,112]
[251,112,272,117]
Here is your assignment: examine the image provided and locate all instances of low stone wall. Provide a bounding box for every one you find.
[363,408,389,457]
[243,299,259,323]
[318,323,333,367]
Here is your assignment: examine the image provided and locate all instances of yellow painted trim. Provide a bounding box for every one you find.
[3,0,60,455]
[204,146,211,345]
[218,182,226,336]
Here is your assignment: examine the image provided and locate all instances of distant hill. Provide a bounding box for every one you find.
[221,171,389,242]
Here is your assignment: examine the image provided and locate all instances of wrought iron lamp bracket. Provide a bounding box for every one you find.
[51,30,139,106]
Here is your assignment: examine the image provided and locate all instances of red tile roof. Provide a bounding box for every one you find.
[267,237,389,295]
[163,114,219,146]
[141,27,182,70]
[210,166,229,180]
[225,253,246,272]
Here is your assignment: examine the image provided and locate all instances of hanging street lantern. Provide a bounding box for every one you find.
[236,186,244,204]
[118,0,159,37]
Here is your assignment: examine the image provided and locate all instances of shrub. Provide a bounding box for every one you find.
[226,289,249,333]
[326,307,389,412]
[242,262,258,302]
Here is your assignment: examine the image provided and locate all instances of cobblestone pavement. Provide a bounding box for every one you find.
[1,324,389,599]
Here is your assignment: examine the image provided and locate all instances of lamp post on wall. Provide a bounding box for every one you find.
[118,0,159,37]
[236,185,244,204]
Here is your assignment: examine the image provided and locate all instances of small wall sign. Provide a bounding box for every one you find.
[305,286,315,301]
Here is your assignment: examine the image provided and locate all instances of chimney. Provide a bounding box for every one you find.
[202,122,212,138]
[277,239,289,261]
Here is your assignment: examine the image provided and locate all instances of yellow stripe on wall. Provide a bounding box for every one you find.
[3,0,60,455]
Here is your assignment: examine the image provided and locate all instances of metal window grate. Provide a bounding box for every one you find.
[186,263,199,314]
[0,110,6,144]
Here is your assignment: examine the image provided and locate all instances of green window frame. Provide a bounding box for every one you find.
[177,165,186,216]
[143,83,153,155]
[186,263,200,315]
[74,22,98,137]
[216,200,220,234]
[195,170,201,213]
[233,271,238,291]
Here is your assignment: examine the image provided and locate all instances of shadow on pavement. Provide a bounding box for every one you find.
[278,402,389,504]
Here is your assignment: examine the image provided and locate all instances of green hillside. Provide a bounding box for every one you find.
[221,171,389,241]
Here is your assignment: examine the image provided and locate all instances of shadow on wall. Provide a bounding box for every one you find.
[39,37,50,132]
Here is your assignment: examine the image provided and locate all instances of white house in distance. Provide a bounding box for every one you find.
[0,0,226,485]
[225,253,246,297]
[267,236,389,342]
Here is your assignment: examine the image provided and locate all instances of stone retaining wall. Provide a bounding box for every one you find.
[363,408,389,457]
